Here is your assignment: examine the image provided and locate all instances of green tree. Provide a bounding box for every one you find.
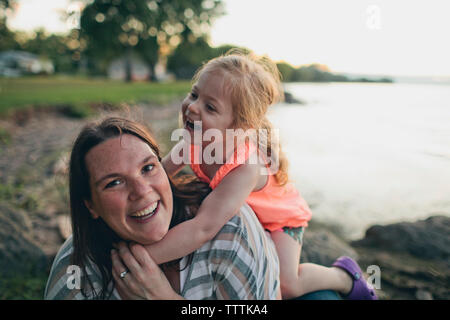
[0,19,18,51]
[17,29,81,73]
[166,37,214,79]
[0,0,15,8]
[78,0,224,81]
[167,41,250,79]
[276,62,295,82]
[0,0,18,51]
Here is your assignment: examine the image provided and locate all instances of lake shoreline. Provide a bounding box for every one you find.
[271,82,450,240]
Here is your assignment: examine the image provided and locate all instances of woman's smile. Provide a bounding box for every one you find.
[128,200,160,223]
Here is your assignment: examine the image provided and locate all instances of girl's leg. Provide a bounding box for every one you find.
[271,230,353,299]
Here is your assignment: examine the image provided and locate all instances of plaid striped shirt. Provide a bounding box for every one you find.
[44,204,280,300]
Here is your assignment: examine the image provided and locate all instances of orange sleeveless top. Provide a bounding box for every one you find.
[189,143,312,231]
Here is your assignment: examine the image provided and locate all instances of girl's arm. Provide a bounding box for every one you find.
[145,162,262,265]
[161,139,188,177]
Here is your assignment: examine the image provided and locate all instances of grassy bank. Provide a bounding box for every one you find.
[0,271,49,300]
[0,76,191,116]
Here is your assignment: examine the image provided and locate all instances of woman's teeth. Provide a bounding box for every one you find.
[130,201,158,218]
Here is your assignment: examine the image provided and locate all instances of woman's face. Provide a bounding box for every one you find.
[84,134,173,245]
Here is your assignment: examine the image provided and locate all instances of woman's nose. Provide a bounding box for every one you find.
[128,177,153,201]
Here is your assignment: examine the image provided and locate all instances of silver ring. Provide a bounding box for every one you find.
[119,270,128,279]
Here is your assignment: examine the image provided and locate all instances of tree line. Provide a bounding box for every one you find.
[1,0,227,79]
[0,0,391,83]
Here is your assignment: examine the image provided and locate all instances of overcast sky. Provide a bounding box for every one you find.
[6,0,450,77]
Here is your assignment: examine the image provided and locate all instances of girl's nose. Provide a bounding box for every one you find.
[187,100,200,115]
[128,177,153,201]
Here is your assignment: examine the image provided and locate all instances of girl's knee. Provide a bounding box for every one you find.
[279,275,303,299]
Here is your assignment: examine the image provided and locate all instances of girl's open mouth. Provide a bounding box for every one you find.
[185,119,195,130]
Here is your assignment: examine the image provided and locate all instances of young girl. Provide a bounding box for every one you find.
[141,51,377,300]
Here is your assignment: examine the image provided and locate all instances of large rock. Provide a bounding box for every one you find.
[351,215,450,299]
[0,203,48,277]
[283,91,306,105]
[301,229,358,266]
[352,215,450,265]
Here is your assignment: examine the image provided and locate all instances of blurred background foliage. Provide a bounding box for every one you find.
[0,0,375,84]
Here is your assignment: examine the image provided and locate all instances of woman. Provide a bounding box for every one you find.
[44,116,280,299]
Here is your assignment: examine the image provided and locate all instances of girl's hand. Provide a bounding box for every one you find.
[111,242,183,300]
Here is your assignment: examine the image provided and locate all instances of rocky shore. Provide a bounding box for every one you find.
[303,216,449,299]
[0,104,448,299]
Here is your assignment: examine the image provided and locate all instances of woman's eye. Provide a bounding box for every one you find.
[142,164,155,173]
[105,179,121,189]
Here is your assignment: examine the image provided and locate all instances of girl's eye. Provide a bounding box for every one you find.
[206,104,215,112]
[142,164,155,174]
[105,179,121,189]
[190,92,198,99]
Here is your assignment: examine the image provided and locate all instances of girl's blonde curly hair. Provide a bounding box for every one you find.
[193,49,289,185]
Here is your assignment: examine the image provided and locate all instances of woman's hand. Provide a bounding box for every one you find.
[111,242,184,300]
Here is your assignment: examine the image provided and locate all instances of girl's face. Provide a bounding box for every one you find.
[181,70,234,150]
[84,134,173,245]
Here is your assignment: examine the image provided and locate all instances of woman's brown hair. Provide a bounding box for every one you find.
[69,116,210,299]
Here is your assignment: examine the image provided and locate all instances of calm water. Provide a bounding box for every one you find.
[268,82,450,239]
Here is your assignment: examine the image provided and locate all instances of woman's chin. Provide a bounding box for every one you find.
[130,223,169,245]
[136,231,166,246]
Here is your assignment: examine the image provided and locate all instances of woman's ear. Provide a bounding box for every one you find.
[84,199,100,219]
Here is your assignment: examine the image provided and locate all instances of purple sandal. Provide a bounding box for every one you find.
[332,256,378,300]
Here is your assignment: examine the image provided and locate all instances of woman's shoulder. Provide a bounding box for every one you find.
[212,204,252,244]
[44,236,119,300]
[196,204,280,299]
[204,203,279,275]
[211,204,270,245]
[55,236,75,261]
[44,236,76,299]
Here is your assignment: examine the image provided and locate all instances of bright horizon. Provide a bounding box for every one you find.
[5,0,450,77]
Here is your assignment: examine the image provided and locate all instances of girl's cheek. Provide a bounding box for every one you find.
[181,97,189,109]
